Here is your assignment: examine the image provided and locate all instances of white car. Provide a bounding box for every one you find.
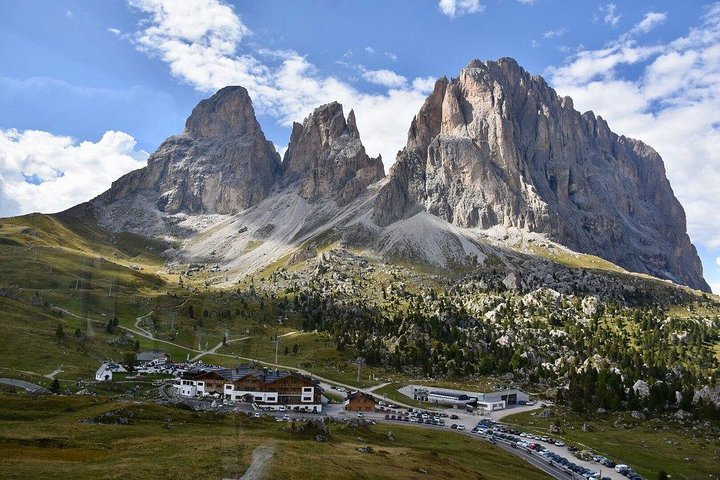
[554,441,565,447]
[456,425,465,431]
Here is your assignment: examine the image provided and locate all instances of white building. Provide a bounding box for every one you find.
[175,365,323,412]
[95,362,126,382]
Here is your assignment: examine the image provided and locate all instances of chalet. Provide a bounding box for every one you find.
[345,391,376,412]
[175,365,323,412]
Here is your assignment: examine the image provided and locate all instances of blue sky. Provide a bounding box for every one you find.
[1,0,719,292]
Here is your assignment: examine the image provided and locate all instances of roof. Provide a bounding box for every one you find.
[183,365,314,385]
[347,391,375,402]
[429,391,472,401]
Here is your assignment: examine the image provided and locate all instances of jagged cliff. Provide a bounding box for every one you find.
[76,59,708,292]
[371,58,708,292]
[97,86,281,215]
[282,102,385,205]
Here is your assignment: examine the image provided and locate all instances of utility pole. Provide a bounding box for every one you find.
[272,335,281,364]
[108,280,113,296]
[354,357,365,383]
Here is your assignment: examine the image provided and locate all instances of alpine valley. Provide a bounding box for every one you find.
[1,59,719,480]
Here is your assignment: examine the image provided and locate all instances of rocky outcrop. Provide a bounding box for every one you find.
[97,86,281,215]
[373,58,709,292]
[282,102,384,205]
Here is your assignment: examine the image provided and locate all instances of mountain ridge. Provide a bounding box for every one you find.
[63,58,708,292]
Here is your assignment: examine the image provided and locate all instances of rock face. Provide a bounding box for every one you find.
[98,86,281,215]
[282,102,384,205]
[372,58,709,292]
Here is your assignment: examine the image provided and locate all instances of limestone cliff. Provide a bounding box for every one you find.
[97,86,281,215]
[372,58,709,292]
[281,102,384,205]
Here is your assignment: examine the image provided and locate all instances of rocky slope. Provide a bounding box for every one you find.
[372,58,709,292]
[68,58,709,292]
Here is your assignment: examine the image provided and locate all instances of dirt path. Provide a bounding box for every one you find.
[238,442,275,480]
[44,366,64,379]
[189,336,251,362]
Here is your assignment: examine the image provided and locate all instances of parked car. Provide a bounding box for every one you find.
[450,414,459,420]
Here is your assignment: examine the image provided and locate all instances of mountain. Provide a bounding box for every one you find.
[64,58,708,292]
[281,102,385,205]
[372,58,708,292]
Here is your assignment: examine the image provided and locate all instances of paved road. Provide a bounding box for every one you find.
[0,377,50,393]
[53,306,625,478]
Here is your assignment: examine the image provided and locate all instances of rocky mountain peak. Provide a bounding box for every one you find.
[95,85,280,218]
[282,102,384,205]
[373,57,709,292]
[184,86,263,139]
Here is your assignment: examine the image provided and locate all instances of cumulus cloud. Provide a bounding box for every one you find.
[711,282,720,295]
[0,129,147,217]
[716,257,720,267]
[631,11,667,35]
[362,69,407,88]
[126,0,434,168]
[548,4,720,251]
[600,3,621,27]
[438,0,484,18]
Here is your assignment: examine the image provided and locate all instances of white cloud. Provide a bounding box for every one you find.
[517,0,535,4]
[385,51,398,62]
[601,3,621,27]
[531,39,539,48]
[716,257,720,267]
[66,9,74,19]
[438,0,484,18]
[126,0,433,169]
[548,3,720,252]
[0,129,148,216]
[362,69,407,88]
[631,11,667,35]
[711,282,720,295]
[543,29,566,39]
[364,46,375,55]
[108,27,122,36]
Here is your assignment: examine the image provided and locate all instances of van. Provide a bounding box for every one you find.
[615,465,629,473]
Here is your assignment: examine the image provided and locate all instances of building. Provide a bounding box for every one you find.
[477,389,529,406]
[175,365,323,412]
[136,351,170,365]
[345,391,376,412]
[95,362,126,381]
[407,385,530,411]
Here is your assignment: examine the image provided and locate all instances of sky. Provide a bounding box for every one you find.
[1,0,719,293]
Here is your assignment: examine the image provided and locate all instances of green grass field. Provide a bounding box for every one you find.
[503,408,720,480]
[0,393,549,479]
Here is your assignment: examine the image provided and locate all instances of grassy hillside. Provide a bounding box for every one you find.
[504,408,720,480]
[0,394,549,479]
